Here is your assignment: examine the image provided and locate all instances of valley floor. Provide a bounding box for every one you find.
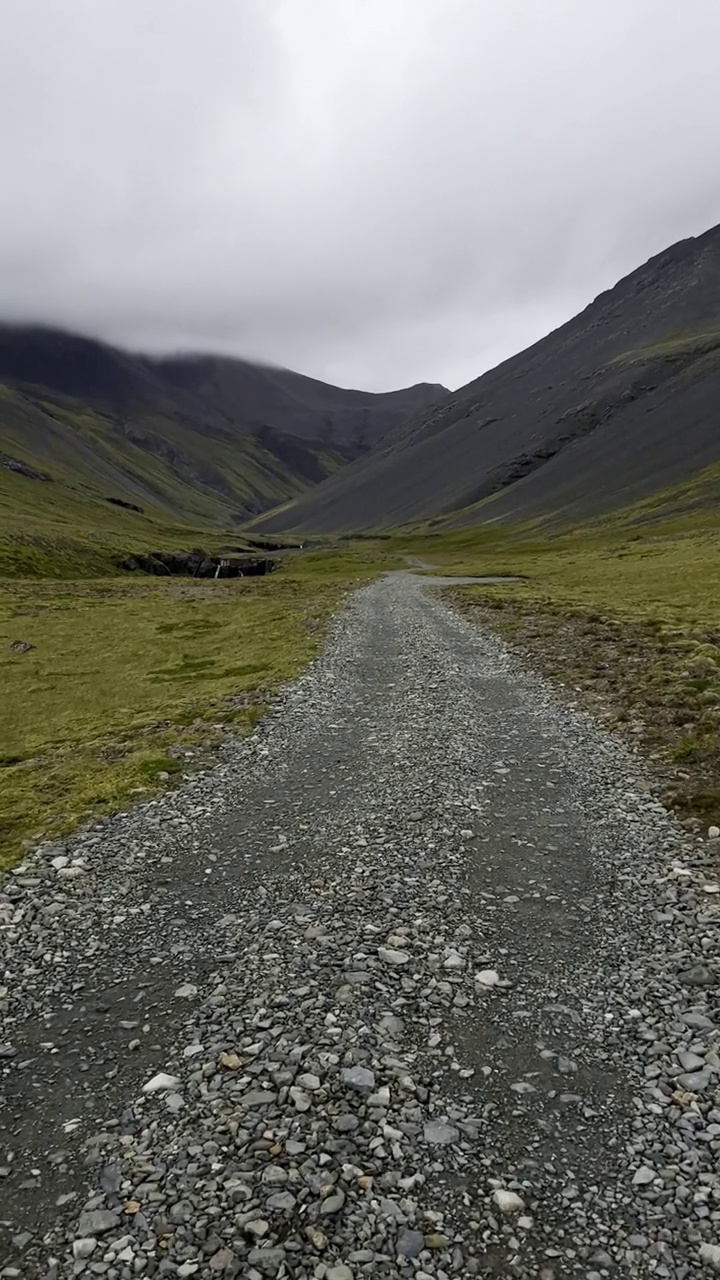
[1,572,719,1277]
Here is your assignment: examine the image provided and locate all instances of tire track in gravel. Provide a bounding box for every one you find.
[1,572,720,1278]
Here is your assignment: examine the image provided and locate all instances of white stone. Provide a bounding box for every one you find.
[700,1242,720,1270]
[492,1189,524,1214]
[378,946,410,966]
[174,983,198,998]
[632,1165,656,1186]
[708,826,720,839]
[475,969,500,987]
[143,1072,181,1093]
[50,855,69,870]
[73,1240,97,1260]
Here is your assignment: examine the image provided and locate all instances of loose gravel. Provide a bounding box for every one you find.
[2,571,720,1278]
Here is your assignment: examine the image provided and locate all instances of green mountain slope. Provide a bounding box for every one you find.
[0,325,447,573]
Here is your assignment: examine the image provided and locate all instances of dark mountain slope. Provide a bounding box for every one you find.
[0,325,447,526]
[254,221,720,532]
[151,353,447,452]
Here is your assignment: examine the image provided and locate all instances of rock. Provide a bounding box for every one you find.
[77,1209,119,1236]
[397,1228,425,1258]
[701,1243,720,1270]
[265,1191,296,1212]
[143,1072,182,1093]
[368,1086,391,1106]
[327,1267,354,1280]
[378,946,411,966]
[678,1069,713,1092]
[218,1050,242,1069]
[709,827,720,840]
[209,1247,235,1271]
[334,1113,359,1132]
[492,1189,524,1214]
[9,640,34,653]
[174,983,198,999]
[632,1165,656,1186]
[342,1065,375,1093]
[289,1085,312,1110]
[475,969,500,987]
[677,1049,705,1072]
[72,1239,97,1260]
[247,1245,287,1273]
[307,1226,328,1251]
[319,1188,346,1215]
[424,1118,460,1145]
[244,1219,270,1238]
[297,1071,321,1090]
[679,964,716,988]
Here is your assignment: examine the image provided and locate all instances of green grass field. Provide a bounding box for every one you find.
[0,547,397,869]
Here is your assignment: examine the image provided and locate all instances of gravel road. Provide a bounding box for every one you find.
[2,572,720,1279]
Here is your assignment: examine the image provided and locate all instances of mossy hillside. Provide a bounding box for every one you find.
[0,379,343,576]
[0,457,299,578]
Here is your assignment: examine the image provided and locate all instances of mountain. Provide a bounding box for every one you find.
[254,222,720,533]
[0,324,447,527]
[151,353,447,452]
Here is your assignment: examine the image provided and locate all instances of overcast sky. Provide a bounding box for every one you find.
[1,0,719,391]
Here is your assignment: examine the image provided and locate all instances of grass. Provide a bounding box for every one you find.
[611,326,720,366]
[0,545,397,869]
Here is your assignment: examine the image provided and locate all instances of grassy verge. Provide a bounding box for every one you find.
[0,546,394,869]
[400,517,720,831]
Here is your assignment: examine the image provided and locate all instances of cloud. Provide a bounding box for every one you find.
[1,0,719,389]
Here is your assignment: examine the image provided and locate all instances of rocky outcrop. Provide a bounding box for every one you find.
[1,453,52,481]
[119,551,276,578]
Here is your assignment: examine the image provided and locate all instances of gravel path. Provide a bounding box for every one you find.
[2,572,720,1279]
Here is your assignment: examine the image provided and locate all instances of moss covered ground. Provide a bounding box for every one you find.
[0,547,396,869]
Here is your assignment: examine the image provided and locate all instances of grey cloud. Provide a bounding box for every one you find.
[1,0,719,390]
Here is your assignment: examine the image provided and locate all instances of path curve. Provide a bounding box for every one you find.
[1,572,719,1277]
